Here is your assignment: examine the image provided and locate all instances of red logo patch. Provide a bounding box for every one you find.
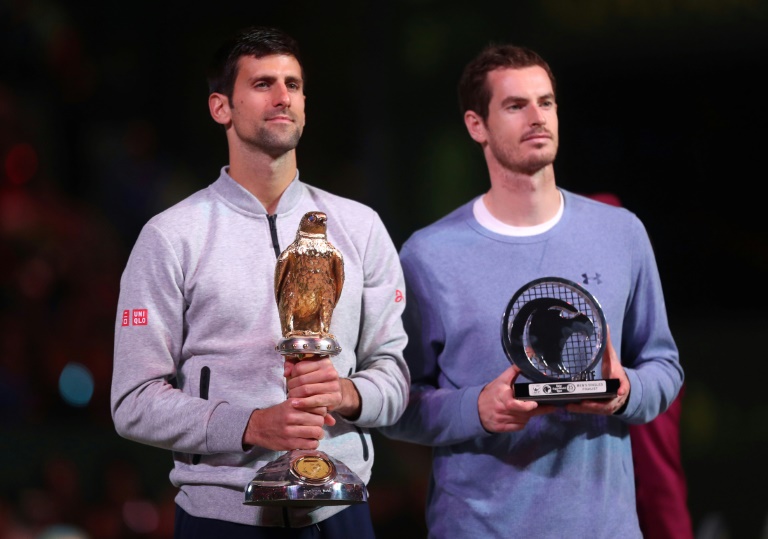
[395,290,404,303]
[132,309,148,326]
[121,310,130,326]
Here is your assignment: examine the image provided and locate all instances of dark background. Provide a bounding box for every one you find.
[2,1,767,538]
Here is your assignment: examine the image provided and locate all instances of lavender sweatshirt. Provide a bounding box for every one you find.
[381,189,683,538]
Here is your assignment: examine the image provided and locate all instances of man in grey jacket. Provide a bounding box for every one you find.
[111,26,409,538]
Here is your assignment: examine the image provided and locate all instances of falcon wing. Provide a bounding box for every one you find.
[332,250,344,304]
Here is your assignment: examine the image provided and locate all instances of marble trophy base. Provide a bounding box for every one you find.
[244,449,368,507]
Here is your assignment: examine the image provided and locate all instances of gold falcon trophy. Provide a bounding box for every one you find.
[244,211,367,507]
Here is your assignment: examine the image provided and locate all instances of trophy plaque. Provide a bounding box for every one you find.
[501,277,618,403]
[244,211,367,507]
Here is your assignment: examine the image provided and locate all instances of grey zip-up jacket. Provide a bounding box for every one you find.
[111,168,410,527]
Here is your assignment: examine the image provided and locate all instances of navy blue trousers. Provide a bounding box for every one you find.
[174,504,376,539]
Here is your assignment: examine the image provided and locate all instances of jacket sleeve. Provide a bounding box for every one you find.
[110,223,252,454]
[379,239,489,446]
[345,214,410,428]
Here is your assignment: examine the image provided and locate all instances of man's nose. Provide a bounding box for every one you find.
[528,105,547,125]
[273,84,291,107]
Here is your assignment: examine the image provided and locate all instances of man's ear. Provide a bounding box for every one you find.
[209,93,231,126]
[464,110,487,144]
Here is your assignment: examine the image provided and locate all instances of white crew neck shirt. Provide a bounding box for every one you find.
[473,191,564,236]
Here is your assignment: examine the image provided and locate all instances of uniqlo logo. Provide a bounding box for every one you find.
[132,309,148,326]
[121,310,130,326]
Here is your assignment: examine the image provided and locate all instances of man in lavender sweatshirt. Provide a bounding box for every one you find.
[380,43,683,538]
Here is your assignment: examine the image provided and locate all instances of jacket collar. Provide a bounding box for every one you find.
[211,166,304,216]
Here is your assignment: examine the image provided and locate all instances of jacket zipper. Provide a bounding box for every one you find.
[267,214,280,257]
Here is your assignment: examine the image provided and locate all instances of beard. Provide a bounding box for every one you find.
[249,124,302,158]
[488,135,558,176]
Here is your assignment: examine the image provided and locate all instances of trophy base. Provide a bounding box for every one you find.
[276,336,342,358]
[244,449,368,507]
[514,378,620,404]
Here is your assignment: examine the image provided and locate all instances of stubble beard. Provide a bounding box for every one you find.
[249,124,302,159]
[490,137,558,176]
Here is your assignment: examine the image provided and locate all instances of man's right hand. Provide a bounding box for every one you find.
[242,400,329,451]
[477,365,555,433]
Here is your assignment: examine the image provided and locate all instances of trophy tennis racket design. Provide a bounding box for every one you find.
[501,277,618,403]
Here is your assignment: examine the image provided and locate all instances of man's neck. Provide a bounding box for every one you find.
[484,165,559,227]
[228,149,298,214]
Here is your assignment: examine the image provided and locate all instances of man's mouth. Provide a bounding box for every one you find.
[522,130,551,142]
[266,115,294,123]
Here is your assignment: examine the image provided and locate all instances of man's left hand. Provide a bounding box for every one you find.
[566,326,630,415]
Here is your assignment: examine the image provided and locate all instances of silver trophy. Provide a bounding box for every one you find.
[244,211,367,507]
[501,277,618,403]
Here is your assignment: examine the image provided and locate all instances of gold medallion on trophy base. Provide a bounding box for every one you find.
[290,454,336,484]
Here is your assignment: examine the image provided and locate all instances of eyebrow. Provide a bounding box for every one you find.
[285,75,303,86]
[248,74,303,85]
[499,92,555,107]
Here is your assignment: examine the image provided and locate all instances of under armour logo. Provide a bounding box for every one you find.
[395,290,404,303]
[582,273,602,285]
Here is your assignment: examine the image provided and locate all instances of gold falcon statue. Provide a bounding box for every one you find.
[274,211,344,340]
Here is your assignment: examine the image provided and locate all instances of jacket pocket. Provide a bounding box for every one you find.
[192,365,211,464]
[348,368,369,461]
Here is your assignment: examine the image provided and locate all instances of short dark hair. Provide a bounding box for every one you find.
[458,44,556,122]
[207,26,304,105]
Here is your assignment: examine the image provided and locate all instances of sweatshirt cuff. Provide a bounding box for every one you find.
[206,402,255,453]
[618,369,642,419]
[345,376,381,425]
[461,385,489,438]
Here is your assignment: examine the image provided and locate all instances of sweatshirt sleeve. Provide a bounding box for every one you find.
[614,217,684,424]
[110,223,252,454]
[345,213,410,428]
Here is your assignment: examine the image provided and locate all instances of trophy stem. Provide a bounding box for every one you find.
[275,335,342,357]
